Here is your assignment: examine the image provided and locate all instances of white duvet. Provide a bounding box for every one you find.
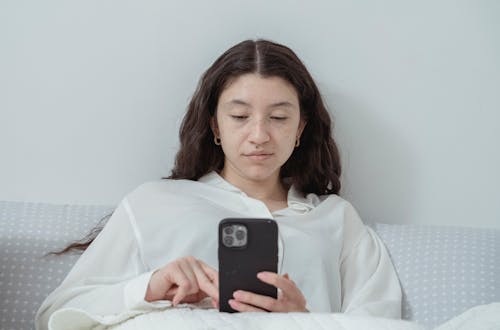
[49,302,500,330]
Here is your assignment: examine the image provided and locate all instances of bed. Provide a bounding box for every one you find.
[1,200,499,329]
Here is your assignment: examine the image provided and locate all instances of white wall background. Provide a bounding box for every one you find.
[1,0,499,228]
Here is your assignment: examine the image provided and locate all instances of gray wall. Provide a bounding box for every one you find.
[1,0,499,228]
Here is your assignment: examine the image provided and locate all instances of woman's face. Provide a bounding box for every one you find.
[213,73,306,184]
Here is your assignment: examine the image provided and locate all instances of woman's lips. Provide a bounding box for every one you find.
[244,153,273,161]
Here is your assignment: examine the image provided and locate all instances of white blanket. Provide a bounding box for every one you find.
[434,303,500,330]
[106,309,422,330]
[49,303,500,330]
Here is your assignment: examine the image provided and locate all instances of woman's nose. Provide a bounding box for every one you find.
[248,119,270,144]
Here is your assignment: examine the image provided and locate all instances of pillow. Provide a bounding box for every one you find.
[374,223,500,328]
[0,201,114,330]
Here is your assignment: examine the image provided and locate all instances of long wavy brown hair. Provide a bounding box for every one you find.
[52,39,341,255]
[169,39,341,194]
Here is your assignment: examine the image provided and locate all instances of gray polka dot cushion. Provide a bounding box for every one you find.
[1,201,499,329]
[375,223,500,328]
[0,201,114,330]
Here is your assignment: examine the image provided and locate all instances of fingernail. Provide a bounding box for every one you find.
[233,290,241,299]
[257,272,266,279]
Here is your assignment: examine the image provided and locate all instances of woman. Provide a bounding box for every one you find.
[35,39,402,330]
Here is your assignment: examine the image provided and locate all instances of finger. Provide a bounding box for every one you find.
[199,260,219,288]
[165,286,178,296]
[178,291,207,304]
[168,264,194,306]
[178,258,199,294]
[233,290,280,312]
[167,286,205,302]
[257,272,305,304]
[190,259,219,300]
[229,299,266,312]
[172,282,187,306]
[257,272,295,294]
[211,298,219,309]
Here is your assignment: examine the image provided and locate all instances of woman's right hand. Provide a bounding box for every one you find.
[145,256,219,307]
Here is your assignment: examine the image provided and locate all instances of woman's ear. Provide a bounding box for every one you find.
[297,119,307,139]
[210,116,219,137]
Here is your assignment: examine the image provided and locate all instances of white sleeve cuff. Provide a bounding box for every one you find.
[124,270,172,311]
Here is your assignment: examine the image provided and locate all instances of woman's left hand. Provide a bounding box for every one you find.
[228,272,308,312]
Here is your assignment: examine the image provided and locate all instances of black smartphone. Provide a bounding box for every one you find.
[218,218,278,313]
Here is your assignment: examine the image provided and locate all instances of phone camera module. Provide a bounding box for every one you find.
[222,224,248,248]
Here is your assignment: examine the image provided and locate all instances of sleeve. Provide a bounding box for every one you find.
[339,203,402,319]
[35,197,171,330]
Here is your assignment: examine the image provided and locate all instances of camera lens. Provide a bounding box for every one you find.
[224,226,234,235]
[223,236,234,246]
[235,230,245,240]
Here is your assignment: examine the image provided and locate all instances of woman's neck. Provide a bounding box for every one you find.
[220,169,288,204]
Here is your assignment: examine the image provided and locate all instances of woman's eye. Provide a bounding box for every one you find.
[230,115,248,120]
[271,116,287,121]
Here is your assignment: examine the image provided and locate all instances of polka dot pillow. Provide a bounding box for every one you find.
[375,223,500,328]
[0,201,114,330]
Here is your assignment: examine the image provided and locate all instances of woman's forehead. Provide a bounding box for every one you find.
[218,73,299,106]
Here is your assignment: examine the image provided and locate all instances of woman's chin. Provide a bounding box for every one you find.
[240,167,280,183]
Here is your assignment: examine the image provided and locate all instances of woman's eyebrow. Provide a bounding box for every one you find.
[223,99,296,108]
[268,101,296,109]
[224,99,250,107]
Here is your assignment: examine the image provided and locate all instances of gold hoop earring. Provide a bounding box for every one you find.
[295,138,300,147]
[214,136,221,145]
